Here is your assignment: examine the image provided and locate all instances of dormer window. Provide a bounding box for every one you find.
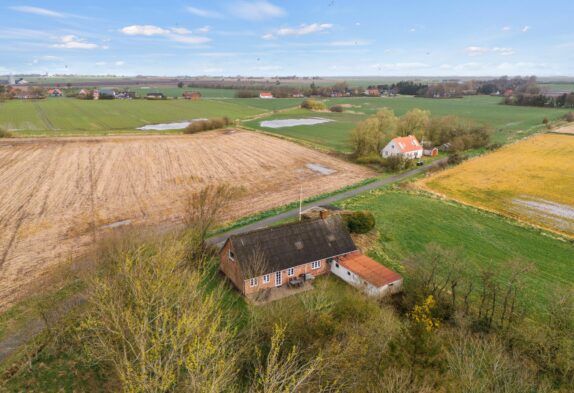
[228,249,235,261]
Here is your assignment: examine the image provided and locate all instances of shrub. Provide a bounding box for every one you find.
[330,105,344,113]
[0,128,13,138]
[447,152,467,166]
[565,112,574,122]
[344,211,376,234]
[183,117,231,134]
[486,143,503,151]
[355,153,384,165]
[235,90,259,98]
[383,155,414,172]
[301,99,326,111]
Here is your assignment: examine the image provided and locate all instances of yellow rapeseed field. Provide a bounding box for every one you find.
[419,133,574,237]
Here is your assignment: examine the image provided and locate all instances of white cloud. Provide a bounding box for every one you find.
[230,1,285,21]
[492,47,515,56]
[465,46,516,56]
[115,61,125,66]
[121,25,170,36]
[52,35,98,49]
[262,33,275,40]
[409,27,416,32]
[197,26,210,33]
[95,61,107,66]
[465,46,490,56]
[9,6,64,17]
[275,23,333,37]
[186,6,222,18]
[120,24,210,45]
[252,65,282,71]
[502,26,511,31]
[171,27,192,35]
[522,25,530,32]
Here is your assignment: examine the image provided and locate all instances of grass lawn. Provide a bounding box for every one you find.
[125,86,238,98]
[246,95,571,152]
[224,97,303,111]
[0,98,264,133]
[337,189,574,318]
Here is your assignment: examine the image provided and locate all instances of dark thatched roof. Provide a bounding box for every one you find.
[228,216,357,277]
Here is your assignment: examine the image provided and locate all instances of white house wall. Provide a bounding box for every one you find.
[329,260,403,297]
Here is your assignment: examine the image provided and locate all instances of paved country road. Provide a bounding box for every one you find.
[0,158,446,365]
[209,158,448,246]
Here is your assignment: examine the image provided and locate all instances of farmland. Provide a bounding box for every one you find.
[419,133,574,237]
[247,95,571,151]
[0,130,374,310]
[338,189,574,317]
[0,98,264,134]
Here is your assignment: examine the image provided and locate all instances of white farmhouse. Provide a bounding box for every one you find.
[330,253,403,297]
[381,135,423,159]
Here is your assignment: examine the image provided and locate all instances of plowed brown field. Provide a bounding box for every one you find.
[0,130,373,309]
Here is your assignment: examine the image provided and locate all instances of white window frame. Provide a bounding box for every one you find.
[263,274,270,284]
[228,249,235,261]
[275,271,282,287]
[250,277,258,287]
[311,260,321,270]
[287,267,294,277]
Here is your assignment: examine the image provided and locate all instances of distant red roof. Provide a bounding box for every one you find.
[389,135,422,153]
[259,91,273,97]
[339,253,402,288]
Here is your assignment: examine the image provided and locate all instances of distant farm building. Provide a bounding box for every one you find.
[183,91,202,100]
[116,91,136,99]
[219,215,402,302]
[47,89,63,97]
[366,88,380,96]
[423,147,439,157]
[259,91,273,99]
[381,135,423,159]
[99,89,116,99]
[146,92,166,100]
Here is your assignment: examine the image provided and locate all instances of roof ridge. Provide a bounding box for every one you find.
[230,215,340,240]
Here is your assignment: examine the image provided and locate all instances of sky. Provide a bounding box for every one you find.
[1,0,573,77]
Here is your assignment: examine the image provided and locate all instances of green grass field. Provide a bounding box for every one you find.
[337,189,574,317]
[0,98,264,133]
[124,86,238,98]
[245,96,571,151]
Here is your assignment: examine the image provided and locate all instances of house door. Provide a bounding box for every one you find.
[275,271,282,287]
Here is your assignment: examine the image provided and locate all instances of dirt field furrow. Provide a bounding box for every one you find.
[0,130,374,309]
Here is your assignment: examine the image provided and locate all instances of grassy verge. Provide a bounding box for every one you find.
[209,177,379,237]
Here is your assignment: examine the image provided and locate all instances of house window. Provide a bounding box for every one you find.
[287,268,294,276]
[250,277,258,287]
[263,274,270,284]
[228,250,235,261]
[347,271,351,276]
[311,261,321,270]
[335,263,340,268]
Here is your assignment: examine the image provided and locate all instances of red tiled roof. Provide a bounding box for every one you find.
[339,253,402,288]
[390,135,422,153]
[260,92,273,97]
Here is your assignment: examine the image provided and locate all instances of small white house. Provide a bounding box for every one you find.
[259,91,273,99]
[381,135,423,159]
[330,253,403,297]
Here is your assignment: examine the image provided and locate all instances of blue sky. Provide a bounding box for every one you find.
[1,0,573,76]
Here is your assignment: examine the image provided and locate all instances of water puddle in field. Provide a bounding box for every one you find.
[260,117,332,128]
[511,197,574,232]
[137,119,207,131]
[101,219,132,229]
[306,163,336,175]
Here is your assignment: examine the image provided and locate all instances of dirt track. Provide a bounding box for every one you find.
[0,130,373,309]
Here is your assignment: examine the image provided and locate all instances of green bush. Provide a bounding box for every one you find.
[301,99,326,111]
[382,155,414,172]
[329,105,344,113]
[565,112,574,122]
[355,153,384,165]
[344,211,376,234]
[183,117,231,134]
[0,127,13,138]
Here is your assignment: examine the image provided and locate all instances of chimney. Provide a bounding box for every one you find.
[319,209,330,220]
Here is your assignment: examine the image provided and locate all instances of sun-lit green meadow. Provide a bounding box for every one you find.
[337,189,574,318]
[244,95,571,151]
[0,98,264,134]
